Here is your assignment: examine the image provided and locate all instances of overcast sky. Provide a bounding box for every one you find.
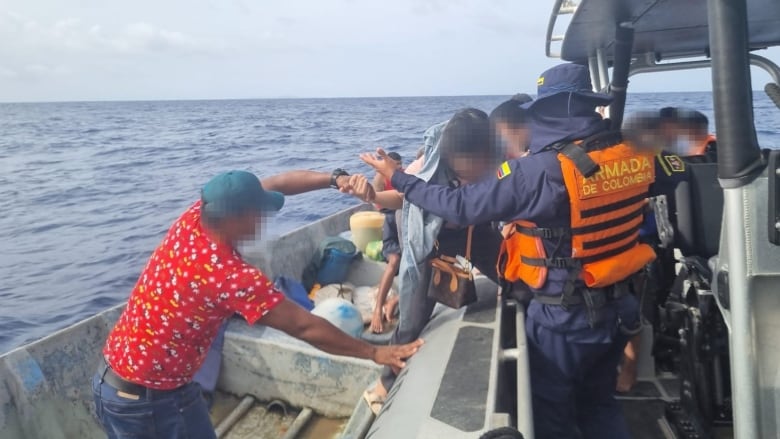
[1,0,779,102]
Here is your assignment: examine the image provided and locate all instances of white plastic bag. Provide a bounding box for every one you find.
[312,283,355,307]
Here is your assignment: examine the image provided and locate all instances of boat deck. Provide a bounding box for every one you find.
[618,375,679,439]
[617,375,733,439]
[209,391,347,439]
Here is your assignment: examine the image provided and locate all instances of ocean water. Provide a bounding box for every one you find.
[1,92,779,354]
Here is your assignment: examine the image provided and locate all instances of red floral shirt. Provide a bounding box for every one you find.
[103,201,284,389]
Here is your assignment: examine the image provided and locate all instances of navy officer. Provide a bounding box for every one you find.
[361,63,687,439]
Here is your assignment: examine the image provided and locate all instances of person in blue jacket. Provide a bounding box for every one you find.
[357,108,506,415]
[362,63,688,439]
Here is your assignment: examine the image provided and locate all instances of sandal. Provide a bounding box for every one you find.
[362,388,386,416]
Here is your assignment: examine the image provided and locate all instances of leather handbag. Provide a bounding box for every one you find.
[427,226,477,308]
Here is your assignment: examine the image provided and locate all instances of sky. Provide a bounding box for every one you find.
[1,0,779,102]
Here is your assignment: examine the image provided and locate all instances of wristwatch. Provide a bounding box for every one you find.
[330,168,350,189]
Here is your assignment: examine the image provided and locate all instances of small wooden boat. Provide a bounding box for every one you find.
[0,204,531,438]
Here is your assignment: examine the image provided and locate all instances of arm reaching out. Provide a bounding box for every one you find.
[261,170,351,196]
[371,173,386,192]
[260,299,423,369]
[345,174,403,209]
[362,148,530,225]
[372,189,403,210]
[344,174,377,203]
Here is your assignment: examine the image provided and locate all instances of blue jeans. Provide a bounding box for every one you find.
[193,321,228,395]
[92,372,216,439]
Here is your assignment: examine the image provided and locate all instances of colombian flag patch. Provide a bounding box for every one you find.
[497,161,512,179]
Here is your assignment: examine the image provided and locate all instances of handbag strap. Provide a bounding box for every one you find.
[433,225,474,259]
[465,226,473,260]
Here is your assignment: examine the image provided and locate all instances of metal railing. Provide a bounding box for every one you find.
[545,0,579,58]
[628,52,780,86]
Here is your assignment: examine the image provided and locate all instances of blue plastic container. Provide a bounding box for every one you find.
[316,247,356,285]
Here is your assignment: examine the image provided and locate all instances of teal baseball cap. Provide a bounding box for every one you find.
[201,171,284,219]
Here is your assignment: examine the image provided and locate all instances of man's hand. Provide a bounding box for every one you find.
[335,175,352,192]
[344,174,375,202]
[371,339,424,369]
[360,148,397,181]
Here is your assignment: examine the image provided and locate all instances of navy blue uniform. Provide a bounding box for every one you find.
[391,146,689,439]
[641,153,693,324]
[391,149,685,296]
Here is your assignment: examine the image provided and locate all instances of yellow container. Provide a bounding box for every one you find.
[349,211,385,253]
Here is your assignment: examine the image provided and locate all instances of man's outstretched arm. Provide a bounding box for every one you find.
[261,170,350,195]
[260,299,423,369]
[361,149,527,225]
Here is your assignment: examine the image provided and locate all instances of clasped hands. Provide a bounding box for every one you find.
[337,148,398,203]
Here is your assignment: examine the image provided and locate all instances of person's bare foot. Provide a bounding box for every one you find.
[383,295,399,323]
[616,361,638,393]
[363,381,388,415]
[370,309,384,334]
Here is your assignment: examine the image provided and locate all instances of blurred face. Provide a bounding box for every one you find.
[669,126,709,156]
[380,156,403,170]
[659,120,679,145]
[221,210,264,242]
[447,153,495,185]
[681,126,709,144]
[496,122,529,160]
[657,121,704,155]
[631,130,666,154]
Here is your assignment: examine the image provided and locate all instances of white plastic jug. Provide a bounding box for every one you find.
[349,211,384,253]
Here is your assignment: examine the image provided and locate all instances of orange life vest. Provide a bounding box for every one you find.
[499,136,658,289]
[691,133,717,156]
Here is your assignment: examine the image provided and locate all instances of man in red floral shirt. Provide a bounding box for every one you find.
[92,170,422,439]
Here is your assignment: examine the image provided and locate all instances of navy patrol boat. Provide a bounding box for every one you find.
[2,0,780,438]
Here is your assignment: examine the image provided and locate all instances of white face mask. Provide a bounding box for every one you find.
[670,137,691,156]
[236,212,279,256]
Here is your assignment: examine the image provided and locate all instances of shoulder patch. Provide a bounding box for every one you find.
[664,155,686,173]
[497,161,512,179]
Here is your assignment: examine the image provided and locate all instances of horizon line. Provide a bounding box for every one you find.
[0,90,729,105]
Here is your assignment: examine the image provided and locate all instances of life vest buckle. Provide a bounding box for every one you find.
[554,142,600,178]
[544,257,578,269]
[514,224,568,239]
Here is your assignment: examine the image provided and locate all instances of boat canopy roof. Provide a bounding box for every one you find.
[550,0,780,63]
